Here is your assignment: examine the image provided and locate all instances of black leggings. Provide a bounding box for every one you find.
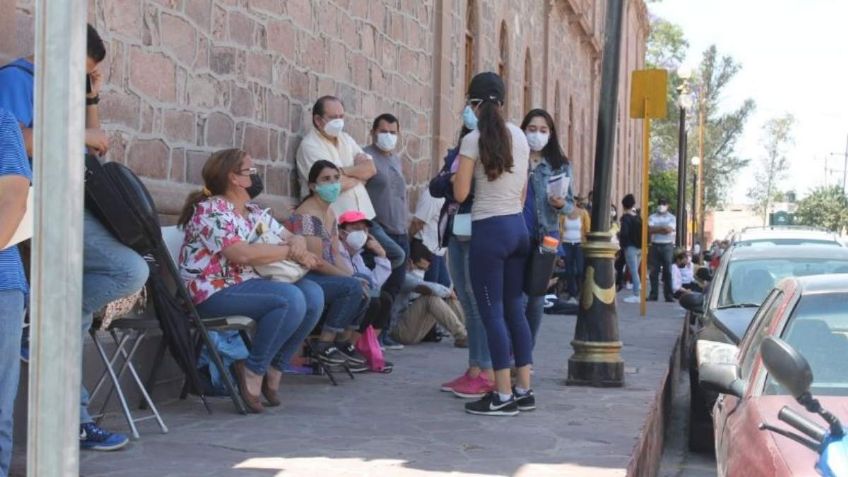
[359,291,393,333]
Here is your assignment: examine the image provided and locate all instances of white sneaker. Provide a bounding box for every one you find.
[566,297,578,305]
[623,295,641,304]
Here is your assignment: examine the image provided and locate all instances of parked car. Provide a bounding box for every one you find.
[700,274,848,476]
[682,244,848,451]
[730,226,843,248]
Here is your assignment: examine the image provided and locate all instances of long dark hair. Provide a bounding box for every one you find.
[520,108,568,170]
[477,100,513,181]
[299,160,340,206]
[177,148,246,227]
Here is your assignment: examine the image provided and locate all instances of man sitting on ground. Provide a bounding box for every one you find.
[390,240,467,347]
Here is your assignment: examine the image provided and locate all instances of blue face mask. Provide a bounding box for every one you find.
[462,105,478,130]
[315,182,341,204]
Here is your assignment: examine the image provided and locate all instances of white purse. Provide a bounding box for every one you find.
[249,222,308,283]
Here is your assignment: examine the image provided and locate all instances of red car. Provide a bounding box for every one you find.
[702,274,848,477]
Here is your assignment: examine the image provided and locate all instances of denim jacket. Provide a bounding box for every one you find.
[527,159,574,241]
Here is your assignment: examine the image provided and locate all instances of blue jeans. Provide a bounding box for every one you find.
[562,242,585,299]
[196,278,309,375]
[469,214,531,371]
[524,294,545,348]
[305,273,368,333]
[424,254,451,288]
[0,291,24,476]
[370,224,408,329]
[649,243,674,299]
[271,279,323,370]
[624,245,642,294]
[80,209,149,424]
[447,238,491,370]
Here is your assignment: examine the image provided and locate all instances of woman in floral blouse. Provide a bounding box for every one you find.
[178,149,324,413]
[288,160,370,369]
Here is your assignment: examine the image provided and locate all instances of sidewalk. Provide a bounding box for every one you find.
[68,296,682,477]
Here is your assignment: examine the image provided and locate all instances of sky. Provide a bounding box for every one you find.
[647,0,848,205]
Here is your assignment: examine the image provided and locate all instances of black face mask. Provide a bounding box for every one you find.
[246,173,264,199]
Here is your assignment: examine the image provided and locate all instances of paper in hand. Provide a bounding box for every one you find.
[2,187,32,251]
[546,174,570,199]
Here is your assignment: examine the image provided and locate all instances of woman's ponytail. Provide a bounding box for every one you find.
[477,100,513,181]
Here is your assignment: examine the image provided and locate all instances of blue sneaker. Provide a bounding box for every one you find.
[79,423,129,451]
[380,334,404,350]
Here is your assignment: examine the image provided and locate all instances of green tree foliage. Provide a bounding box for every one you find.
[747,114,795,225]
[794,186,848,233]
[648,169,679,213]
[646,17,689,171]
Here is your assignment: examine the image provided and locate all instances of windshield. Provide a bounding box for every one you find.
[737,239,839,247]
[718,258,848,307]
[764,293,848,396]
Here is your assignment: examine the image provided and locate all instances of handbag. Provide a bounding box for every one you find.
[524,236,560,296]
[452,213,472,241]
[355,325,390,373]
[249,222,308,283]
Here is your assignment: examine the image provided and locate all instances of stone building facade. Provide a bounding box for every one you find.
[2,0,648,219]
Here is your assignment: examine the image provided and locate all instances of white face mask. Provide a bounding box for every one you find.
[345,230,368,252]
[658,205,669,213]
[376,132,398,152]
[323,118,345,137]
[525,131,550,152]
[411,268,426,280]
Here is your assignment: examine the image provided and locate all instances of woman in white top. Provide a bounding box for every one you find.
[453,72,532,416]
[561,197,590,303]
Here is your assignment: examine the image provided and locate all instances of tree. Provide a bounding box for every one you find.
[794,186,848,233]
[648,169,678,213]
[747,114,795,225]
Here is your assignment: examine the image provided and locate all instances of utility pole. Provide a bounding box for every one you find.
[696,84,707,248]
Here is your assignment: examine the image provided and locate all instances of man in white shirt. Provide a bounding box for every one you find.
[409,188,450,287]
[648,197,676,302]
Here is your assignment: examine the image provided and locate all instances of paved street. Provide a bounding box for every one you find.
[37,297,680,477]
[658,369,717,477]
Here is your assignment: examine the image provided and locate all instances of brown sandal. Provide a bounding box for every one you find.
[233,361,264,413]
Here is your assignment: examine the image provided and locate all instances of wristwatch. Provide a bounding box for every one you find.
[86,95,100,106]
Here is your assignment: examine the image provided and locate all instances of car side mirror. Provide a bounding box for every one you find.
[679,292,705,315]
[761,336,813,399]
[699,363,745,398]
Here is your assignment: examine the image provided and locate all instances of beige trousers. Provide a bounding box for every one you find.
[392,296,467,345]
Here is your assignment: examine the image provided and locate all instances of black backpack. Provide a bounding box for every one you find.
[84,154,159,254]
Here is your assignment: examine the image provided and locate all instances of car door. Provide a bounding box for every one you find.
[714,289,785,476]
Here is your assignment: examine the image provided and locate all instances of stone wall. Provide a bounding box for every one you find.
[2,0,648,218]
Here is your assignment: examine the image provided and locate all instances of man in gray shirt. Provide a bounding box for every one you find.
[648,197,676,302]
[364,113,409,348]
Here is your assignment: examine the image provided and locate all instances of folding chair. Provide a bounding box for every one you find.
[88,303,168,439]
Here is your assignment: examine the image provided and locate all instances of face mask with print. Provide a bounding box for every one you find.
[246,174,264,199]
[658,205,669,213]
[315,182,341,203]
[376,132,398,152]
[462,105,478,130]
[345,230,368,253]
[323,118,345,138]
[525,131,550,152]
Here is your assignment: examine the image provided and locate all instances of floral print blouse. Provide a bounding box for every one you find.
[180,197,290,304]
[286,213,336,265]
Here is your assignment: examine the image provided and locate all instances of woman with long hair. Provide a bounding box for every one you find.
[178,149,324,413]
[520,108,574,347]
[453,72,533,416]
[287,160,370,370]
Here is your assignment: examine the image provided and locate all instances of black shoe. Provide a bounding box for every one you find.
[513,387,536,411]
[665,297,674,303]
[647,296,658,302]
[347,360,369,373]
[335,341,367,365]
[465,392,519,416]
[315,342,347,365]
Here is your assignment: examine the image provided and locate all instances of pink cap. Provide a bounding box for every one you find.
[338,210,373,227]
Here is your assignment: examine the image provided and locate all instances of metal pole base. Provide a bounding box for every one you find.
[566,232,625,387]
[567,340,624,387]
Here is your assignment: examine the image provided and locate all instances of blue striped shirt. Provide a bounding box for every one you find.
[0,108,32,294]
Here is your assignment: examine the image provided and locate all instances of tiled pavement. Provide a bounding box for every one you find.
[29,296,684,477]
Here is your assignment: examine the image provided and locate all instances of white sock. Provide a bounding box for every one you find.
[514,386,529,396]
[497,392,513,402]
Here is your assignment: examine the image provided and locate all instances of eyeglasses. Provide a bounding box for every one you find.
[238,167,258,176]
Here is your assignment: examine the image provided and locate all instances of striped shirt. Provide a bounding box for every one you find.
[0,108,32,294]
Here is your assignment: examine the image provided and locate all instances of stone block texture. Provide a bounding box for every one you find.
[2,0,648,216]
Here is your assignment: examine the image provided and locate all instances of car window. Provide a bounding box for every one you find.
[740,290,783,381]
[764,292,848,397]
[718,258,848,307]
[738,239,840,247]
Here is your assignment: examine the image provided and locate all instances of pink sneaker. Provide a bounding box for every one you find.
[451,375,495,399]
[440,372,470,392]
